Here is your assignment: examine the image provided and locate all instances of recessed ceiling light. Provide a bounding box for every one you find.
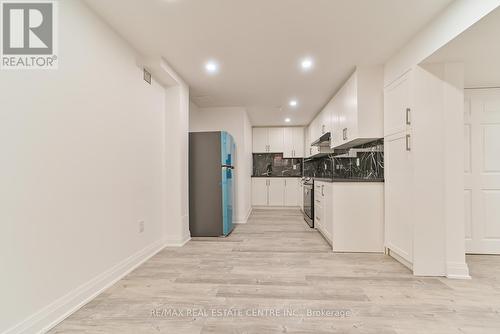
[285,118,291,123]
[205,61,218,74]
[301,58,314,70]
[289,100,298,107]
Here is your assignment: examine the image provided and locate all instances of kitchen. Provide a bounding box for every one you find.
[250,67,385,252]
[3,1,500,334]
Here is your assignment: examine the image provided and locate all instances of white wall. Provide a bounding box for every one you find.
[381,0,500,279]
[384,0,500,86]
[0,1,188,333]
[165,84,191,244]
[189,105,253,223]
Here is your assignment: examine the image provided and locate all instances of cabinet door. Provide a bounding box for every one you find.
[320,102,332,135]
[283,128,294,158]
[321,183,333,243]
[284,178,299,206]
[343,73,358,144]
[309,117,320,143]
[385,132,413,262]
[268,178,285,206]
[384,70,411,137]
[315,202,324,231]
[292,127,305,157]
[299,180,304,212]
[252,128,268,153]
[251,178,268,206]
[330,91,342,148]
[268,128,284,153]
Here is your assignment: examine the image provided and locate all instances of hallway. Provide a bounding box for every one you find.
[50,209,500,334]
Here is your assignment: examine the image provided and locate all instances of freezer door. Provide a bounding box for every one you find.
[221,131,236,167]
[220,131,234,236]
[221,166,233,235]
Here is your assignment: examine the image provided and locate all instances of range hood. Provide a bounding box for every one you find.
[311,132,331,147]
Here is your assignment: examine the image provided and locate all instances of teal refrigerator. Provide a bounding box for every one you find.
[189,131,235,237]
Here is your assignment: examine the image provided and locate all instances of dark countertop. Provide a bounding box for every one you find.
[251,175,302,178]
[251,175,384,182]
[313,177,385,183]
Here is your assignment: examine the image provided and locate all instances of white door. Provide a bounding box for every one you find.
[464,89,500,254]
[251,178,268,206]
[384,70,411,137]
[252,128,268,153]
[284,178,299,206]
[384,131,413,263]
[268,128,284,153]
[268,178,285,206]
[283,128,294,158]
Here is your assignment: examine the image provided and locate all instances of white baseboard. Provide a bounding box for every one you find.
[387,247,413,271]
[164,235,191,247]
[252,206,301,210]
[234,207,252,224]
[446,261,471,279]
[3,239,168,334]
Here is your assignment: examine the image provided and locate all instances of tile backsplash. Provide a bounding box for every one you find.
[252,153,303,177]
[304,140,384,180]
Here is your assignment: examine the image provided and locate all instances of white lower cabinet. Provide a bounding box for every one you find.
[314,182,332,244]
[252,178,301,207]
[251,178,268,206]
[314,181,384,252]
[268,178,285,206]
[284,178,300,206]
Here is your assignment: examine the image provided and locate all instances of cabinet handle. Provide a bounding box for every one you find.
[321,185,324,196]
[406,134,411,151]
[309,147,312,155]
[343,128,348,141]
[406,108,411,125]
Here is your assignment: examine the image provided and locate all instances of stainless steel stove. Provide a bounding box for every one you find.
[301,177,314,228]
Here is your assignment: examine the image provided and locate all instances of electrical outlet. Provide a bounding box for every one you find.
[139,221,145,233]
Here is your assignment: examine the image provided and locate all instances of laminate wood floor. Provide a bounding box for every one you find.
[50,208,500,334]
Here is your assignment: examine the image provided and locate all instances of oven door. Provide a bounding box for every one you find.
[303,184,314,228]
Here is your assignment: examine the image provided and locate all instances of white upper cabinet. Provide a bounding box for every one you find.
[252,127,284,153]
[283,127,304,158]
[329,66,384,149]
[268,128,284,153]
[306,121,321,157]
[384,70,412,137]
[320,102,333,136]
[252,128,269,153]
[253,127,304,155]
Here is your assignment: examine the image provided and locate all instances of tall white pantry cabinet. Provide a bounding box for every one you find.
[384,70,414,265]
[384,64,467,277]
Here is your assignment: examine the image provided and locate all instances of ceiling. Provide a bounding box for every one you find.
[84,0,454,126]
[424,7,500,88]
